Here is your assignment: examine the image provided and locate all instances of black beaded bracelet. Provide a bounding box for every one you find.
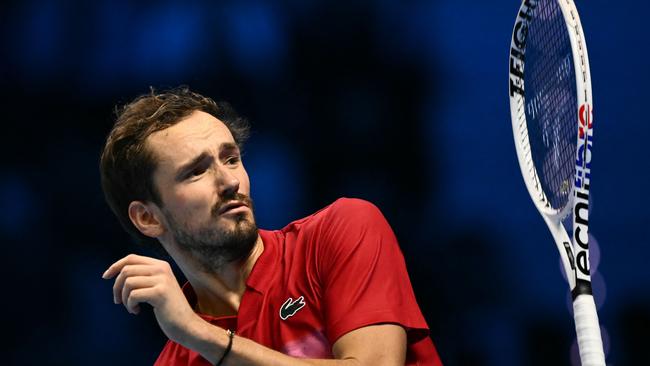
[215,329,235,366]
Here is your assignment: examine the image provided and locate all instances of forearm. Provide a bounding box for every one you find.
[188,319,359,366]
[103,255,405,365]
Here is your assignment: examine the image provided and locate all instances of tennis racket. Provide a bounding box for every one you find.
[508,0,605,365]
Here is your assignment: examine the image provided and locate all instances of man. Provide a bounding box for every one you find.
[100,87,443,365]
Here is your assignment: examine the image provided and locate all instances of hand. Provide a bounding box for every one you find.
[102,254,202,345]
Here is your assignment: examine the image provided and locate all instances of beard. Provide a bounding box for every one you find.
[163,193,259,272]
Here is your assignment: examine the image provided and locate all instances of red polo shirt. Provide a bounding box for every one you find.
[155,198,442,365]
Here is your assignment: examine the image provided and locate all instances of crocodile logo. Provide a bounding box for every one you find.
[279,296,306,320]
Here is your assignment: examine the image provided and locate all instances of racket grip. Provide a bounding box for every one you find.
[572,294,606,366]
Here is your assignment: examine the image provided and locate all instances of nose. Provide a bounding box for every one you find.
[216,166,240,198]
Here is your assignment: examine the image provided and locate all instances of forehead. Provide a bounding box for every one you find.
[146,110,236,166]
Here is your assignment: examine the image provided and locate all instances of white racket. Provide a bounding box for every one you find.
[508,0,605,365]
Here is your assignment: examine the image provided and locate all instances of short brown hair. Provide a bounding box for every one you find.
[100,87,250,250]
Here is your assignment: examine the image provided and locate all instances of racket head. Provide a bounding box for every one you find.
[508,0,592,222]
[508,2,604,364]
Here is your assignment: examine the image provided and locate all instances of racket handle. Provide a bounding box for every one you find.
[572,294,606,366]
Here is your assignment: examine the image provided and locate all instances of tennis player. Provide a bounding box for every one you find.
[100,87,443,366]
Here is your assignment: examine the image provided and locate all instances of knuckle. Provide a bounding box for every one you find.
[123,278,133,291]
[121,265,131,276]
[155,261,171,274]
[152,285,163,297]
[127,289,138,302]
[161,261,172,272]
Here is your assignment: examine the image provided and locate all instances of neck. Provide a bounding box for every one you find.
[165,235,265,317]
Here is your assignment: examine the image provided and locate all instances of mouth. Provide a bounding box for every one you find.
[218,201,248,215]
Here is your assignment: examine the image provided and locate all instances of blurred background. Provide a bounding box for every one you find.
[1,0,648,365]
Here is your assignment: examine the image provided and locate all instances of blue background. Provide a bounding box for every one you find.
[1,0,648,365]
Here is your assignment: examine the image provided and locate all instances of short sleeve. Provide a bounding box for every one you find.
[317,198,430,344]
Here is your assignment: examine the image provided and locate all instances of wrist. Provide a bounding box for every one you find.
[181,318,233,364]
[215,329,235,366]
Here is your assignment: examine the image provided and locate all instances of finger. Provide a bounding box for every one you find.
[112,264,158,304]
[127,287,161,315]
[122,276,158,313]
[110,260,173,304]
[102,254,157,279]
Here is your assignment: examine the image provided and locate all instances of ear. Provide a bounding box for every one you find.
[128,201,165,238]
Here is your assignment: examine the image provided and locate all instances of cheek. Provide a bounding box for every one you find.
[166,184,214,218]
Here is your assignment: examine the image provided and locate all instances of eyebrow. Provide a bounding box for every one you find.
[220,142,239,155]
[175,152,211,181]
[174,142,240,181]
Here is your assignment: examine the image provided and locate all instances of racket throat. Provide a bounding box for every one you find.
[571,278,593,300]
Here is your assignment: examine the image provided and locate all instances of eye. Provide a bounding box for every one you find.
[189,166,207,178]
[225,155,241,166]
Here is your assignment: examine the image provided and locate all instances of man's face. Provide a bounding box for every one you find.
[146,110,258,270]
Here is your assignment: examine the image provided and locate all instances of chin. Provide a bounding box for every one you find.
[217,212,255,231]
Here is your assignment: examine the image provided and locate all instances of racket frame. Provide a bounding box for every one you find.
[508,0,604,365]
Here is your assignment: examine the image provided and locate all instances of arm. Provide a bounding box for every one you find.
[102,254,406,366]
[194,321,406,366]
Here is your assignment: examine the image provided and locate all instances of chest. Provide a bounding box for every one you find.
[234,250,333,358]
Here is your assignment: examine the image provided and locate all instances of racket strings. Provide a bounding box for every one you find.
[524,0,577,213]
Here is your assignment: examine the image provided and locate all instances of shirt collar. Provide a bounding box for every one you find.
[179,229,277,321]
[181,282,236,323]
[244,229,278,294]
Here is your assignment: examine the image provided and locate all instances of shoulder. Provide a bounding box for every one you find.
[318,197,386,228]
[310,198,398,266]
[277,197,386,235]
[272,198,393,266]
[320,197,390,236]
[326,197,382,216]
[269,198,396,269]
